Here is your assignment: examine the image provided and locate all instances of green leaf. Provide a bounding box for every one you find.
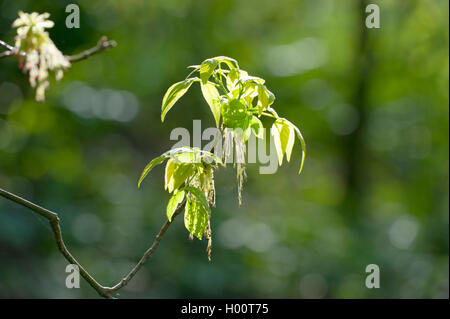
[167,163,196,193]
[138,154,168,188]
[271,122,284,166]
[165,158,176,190]
[184,197,209,240]
[226,69,248,91]
[183,186,211,215]
[221,99,251,129]
[249,116,264,139]
[257,85,275,114]
[212,56,239,70]
[172,151,201,164]
[161,78,198,122]
[271,119,293,165]
[285,119,307,174]
[240,75,265,85]
[285,123,295,162]
[271,118,307,174]
[167,190,185,222]
[200,59,218,84]
[200,81,221,127]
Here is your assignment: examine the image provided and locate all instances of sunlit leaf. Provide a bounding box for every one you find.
[284,119,306,174]
[221,99,251,129]
[285,123,295,162]
[183,186,211,215]
[240,75,265,85]
[271,122,284,166]
[249,116,264,139]
[167,163,196,193]
[257,85,275,114]
[200,81,221,127]
[161,78,198,122]
[184,197,208,240]
[166,190,185,222]
[200,59,218,84]
[212,56,239,70]
[138,154,168,188]
[164,158,176,190]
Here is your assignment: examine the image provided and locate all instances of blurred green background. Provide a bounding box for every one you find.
[0,0,448,298]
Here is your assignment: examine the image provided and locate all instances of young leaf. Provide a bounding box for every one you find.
[200,81,221,127]
[183,186,211,215]
[240,75,265,85]
[257,85,275,114]
[285,123,295,162]
[173,151,201,164]
[167,163,196,193]
[221,99,251,129]
[284,119,306,174]
[167,190,185,222]
[226,69,248,91]
[212,56,239,70]
[249,116,264,139]
[138,154,169,188]
[184,197,209,240]
[165,158,176,190]
[271,118,307,173]
[200,59,218,84]
[271,123,284,166]
[271,119,293,165]
[161,77,198,122]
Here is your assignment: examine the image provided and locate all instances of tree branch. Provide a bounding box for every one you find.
[0,51,13,59]
[66,36,117,63]
[0,187,185,298]
[0,36,116,62]
[0,39,14,51]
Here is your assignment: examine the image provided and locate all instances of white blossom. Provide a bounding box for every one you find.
[13,11,71,102]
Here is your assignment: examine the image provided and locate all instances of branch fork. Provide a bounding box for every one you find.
[0,187,185,299]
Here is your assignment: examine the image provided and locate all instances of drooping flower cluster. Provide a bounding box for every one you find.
[12,11,71,102]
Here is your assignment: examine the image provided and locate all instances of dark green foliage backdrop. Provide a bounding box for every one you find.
[0,0,448,298]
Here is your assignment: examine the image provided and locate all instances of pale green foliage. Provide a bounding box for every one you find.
[138,147,221,188]
[144,57,306,258]
[159,56,306,203]
[161,78,198,122]
[167,190,185,222]
[184,197,208,240]
[139,147,219,258]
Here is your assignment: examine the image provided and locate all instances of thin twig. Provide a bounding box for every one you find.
[0,39,14,51]
[104,208,184,294]
[66,36,117,63]
[0,51,13,59]
[0,39,14,60]
[0,187,185,298]
[0,36,116,62]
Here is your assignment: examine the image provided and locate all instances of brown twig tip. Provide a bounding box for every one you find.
[0,39,14,51]
[98,36,117,49]
[67,36,117,63]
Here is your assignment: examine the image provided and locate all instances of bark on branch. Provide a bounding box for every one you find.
[0,36,116,62]
[66,36,117,62]
[0,187,185,299]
